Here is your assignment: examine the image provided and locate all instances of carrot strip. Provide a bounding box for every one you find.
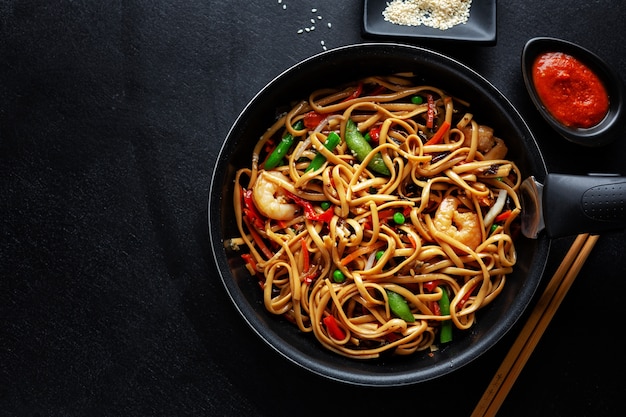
[424,120,451,146]
[243,217,273,259]
[495,210,512,223]
[340,241,386,266]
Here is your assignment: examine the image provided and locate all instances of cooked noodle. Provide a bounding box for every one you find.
[229,75,521,359]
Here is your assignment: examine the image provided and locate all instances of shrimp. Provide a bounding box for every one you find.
[433,196,481,250]
[252,171,298,221]
[461,124,508,160]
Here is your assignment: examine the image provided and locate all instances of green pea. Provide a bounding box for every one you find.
[332,269,345,283]
[375,250,385,261]
[393,212,405,225]
[321,201,331,210]
[411,96,423,104]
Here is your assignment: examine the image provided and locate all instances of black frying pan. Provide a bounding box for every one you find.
[208,43,623,386]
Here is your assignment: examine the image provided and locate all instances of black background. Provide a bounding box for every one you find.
[2,1,625,416]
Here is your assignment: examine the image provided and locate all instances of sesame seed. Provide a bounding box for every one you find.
[297,29,304,34]
[382,0,472,30]
[327,22,332,28]
[311,8,317,12]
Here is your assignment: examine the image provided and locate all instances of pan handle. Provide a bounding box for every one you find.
[543,173,626,238]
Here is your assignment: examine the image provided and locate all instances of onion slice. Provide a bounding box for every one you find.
[483,189,507,227]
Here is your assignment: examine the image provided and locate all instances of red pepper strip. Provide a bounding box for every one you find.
[456,284,477,310]
[423,280,441,292]
[241,189,265,229]
[242,216,274,259]
[263,140,275,154]
[495,209,512,223]
[383,332,402,343]
[426,94,435,129]
[241,253,261,279]
[303,111,326,129]
[376,208,395,222]
[369,85,387,96]
[301,265,320,284]
[368,126,381,143]
[323,315,346,340]
[424,121,451,146]
[342,82,363,102]
[243,208,263,230]
[430,300,441,316]
[313,206,334,223]
[285,191,334,223]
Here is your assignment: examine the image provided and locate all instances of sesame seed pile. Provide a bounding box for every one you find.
[382,0,472,30]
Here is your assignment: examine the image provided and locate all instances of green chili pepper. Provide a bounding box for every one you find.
[345,119,390,176]
[375,250,385,261]
[386,290,415,323]
[265,120,304,169]
[438,286,453,343]
[305,131,341,173]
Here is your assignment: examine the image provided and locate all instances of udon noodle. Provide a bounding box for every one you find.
[229,75,521,359]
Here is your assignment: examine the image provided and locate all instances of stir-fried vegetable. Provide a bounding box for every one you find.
[438,286,453,343]
[305,131,341,173]
[386,290,415,323]
[323,315,346,340]
[265,120,304,169]
[345,119,390,176]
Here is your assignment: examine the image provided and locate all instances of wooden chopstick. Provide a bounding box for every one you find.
[471,233,600,417]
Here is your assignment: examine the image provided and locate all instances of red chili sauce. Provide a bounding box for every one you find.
[532,51,609,129]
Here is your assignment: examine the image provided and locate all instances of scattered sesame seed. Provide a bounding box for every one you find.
[297,29,304,34]
[320,40,325,45]
[311,8,317,12]
[282,4,286,9]
[310,18,315,24]
[310,26,315,31]
[305,27,310,32]
[317,16,322,20]
[327,22,332,28]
